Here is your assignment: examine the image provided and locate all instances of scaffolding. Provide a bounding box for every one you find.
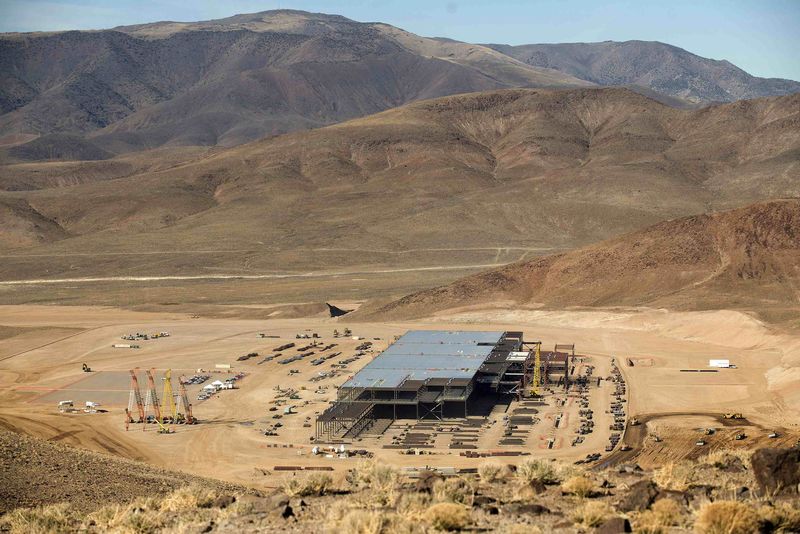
[316,330,542,441]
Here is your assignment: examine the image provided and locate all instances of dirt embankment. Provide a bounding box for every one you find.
[0,428,251,513]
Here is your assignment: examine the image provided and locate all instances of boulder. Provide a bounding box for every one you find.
[617,479,658,512]
[472,495,497,507]
[211,495,236,509]
[594,517,632,533]
[751,448,800,495]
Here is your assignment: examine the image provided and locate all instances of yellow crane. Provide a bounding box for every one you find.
[161,369,177,424]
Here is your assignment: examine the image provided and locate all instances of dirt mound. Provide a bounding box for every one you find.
[0,428,247,513]
[362,199,800,321]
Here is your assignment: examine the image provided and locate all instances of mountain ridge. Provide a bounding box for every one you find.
[0,87,797,283]
[2,10,798,162]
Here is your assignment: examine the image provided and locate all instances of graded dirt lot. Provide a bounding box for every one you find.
[1,305,798,490]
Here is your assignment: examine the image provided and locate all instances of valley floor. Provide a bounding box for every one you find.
[1,304,797,491]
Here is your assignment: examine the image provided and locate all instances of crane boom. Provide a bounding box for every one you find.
[145,368,162,424]
[177,375,194,424]
[128,368,145,423]
[161,369,176,423]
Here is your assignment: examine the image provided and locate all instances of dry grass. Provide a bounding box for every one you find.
[159,485,216,511]
[757,502,800,533]
[701,449,752,469]
[432,477,475,505]
[478,462,507,483]
[349,460,400,507]
[396,491,432,522]
[571,501,613,528]
[654,461,697,491]
[424,502,470,531]
[0,503,79,534]
[338,510,389,534]
[515,459,561,485]
[635,498,683,533]
[282,472,334,497]
[500,526,543,534]
[561,475,596,498]
[694,501,760,534]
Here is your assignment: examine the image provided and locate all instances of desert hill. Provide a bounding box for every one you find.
[0,10,586,159]
[0,88,798,282]
[3,11,800,162]
[486,40,800,104]
[359,199,800,322]
[0,428,247,513]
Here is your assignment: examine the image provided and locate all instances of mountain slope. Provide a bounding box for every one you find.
[485,41,800,104]
[0,10,587,159]
[360,199,800,320]
[0,88,797,282]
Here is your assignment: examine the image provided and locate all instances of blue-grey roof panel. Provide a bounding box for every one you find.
[341,330,504,389]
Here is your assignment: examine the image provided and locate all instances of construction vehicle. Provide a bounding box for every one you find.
[723,413,743,419]
[630,417,641,426]
[58,400,75,413]
[768,432,779,439]
[735,432,746,440]
[156,419,173,434]
[81,363,92,372]
[696,439,706,446]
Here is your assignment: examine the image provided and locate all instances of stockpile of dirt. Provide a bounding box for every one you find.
[0,428,249,513]
[361,199,800,321]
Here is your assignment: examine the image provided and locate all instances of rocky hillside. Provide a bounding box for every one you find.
[0,10,585,159]
[0,428,247,514]
[3,11,799,162]
[486,40,800,104]
[3,436,799,533]
[0,88,797,282]
[361,199,800,321]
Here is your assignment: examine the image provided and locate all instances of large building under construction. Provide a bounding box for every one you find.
[316,330,553,441]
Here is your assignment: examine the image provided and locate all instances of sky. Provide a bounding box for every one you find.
[1,0,799,80]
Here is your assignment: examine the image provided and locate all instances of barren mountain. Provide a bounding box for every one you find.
[486,41,800,104]
[360,199,800,322]
[0,10,585,159]
[0,87,797,283]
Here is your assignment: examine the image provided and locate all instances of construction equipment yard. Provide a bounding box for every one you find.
[0,304,798,489]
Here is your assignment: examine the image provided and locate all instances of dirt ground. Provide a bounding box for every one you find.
[1,304,798,491]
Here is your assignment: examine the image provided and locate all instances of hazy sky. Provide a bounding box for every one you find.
[2,0,799,80]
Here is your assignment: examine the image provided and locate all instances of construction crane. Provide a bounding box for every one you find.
[177,376,195,425]
[161,369,177,424]
[126,368,145,431]
[144,368,162,430]
[530,341,542,396]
